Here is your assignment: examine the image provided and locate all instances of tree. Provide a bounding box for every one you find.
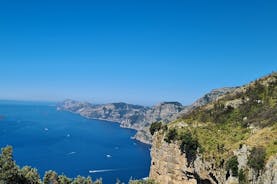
[179,131,200,163]
[248,147,266,173]
[226,156,239,177]
[238,169,247,184]
[129,179,156,184]
[164,128,178,143]
[0,146,21,184]
[20,166,41,184]
[43,170,58,184]
[58,174,71,184]
[149,122,162,135]
[71,176,94,184]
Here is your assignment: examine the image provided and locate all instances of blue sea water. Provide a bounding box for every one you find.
[0,100,151,183]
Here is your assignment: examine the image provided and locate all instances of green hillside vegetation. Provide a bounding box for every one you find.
[0,146,155,184]
[156,72,277,170]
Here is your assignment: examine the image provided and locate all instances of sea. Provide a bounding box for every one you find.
[0,100,151,183]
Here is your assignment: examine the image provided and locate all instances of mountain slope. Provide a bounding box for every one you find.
[149,72,277,184]
[58,88,235,144]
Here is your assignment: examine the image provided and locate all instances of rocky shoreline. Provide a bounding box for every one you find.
[57,87,236,145]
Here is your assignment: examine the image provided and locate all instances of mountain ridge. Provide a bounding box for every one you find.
[57,87,236,144]
[149,72,277,184]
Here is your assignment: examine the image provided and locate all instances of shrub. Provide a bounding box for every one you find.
[238,169,247,184]
[164,128,178,143]
[0,146,21,183]
[248,147,266,173]
[129,179,156,184]
[149,122,162,135]
[179,131,200,163]
[0,146,103,184]
[226,156,239,177]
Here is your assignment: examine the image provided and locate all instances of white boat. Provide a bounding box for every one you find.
[106,154,112,158]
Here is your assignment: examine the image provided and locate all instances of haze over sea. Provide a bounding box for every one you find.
[0,100,150,183]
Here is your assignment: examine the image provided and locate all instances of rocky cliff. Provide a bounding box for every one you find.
[149,72,277,184]
[58,100,185,144]
[58,87,234,144]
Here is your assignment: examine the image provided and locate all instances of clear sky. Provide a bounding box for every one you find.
[0,0,276,105]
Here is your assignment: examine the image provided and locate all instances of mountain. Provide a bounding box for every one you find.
[58,88,235,144]
[57,100,185,144]
[149,72,277,184]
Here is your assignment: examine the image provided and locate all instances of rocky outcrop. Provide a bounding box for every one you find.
[190,88,237,108]
[57,100,185,144]
[149,73,277,184]
[176,87,237,116]
[150,133,277,184]
[150,133,225,184]
[57,87,235,144]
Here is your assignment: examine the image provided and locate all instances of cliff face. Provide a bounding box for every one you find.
[150,134,277,184]
[149,73,277,184]
[58,88,234,144]
[58,88,235,144]
[57,100,185,127]
[57,100,185,144]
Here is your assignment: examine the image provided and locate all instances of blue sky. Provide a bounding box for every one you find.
[0,0,276,105]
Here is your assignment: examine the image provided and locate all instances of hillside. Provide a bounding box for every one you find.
[149,72,277,184]
[58,88,235,144]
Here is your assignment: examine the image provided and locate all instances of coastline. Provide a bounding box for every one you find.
[57,108,152,145]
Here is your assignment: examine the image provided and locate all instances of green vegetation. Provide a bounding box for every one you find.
[182,73,277,128]
[226,156,239,177]
[128,179,156,184]
[247,147,266,173]
[164,128,178,143]
[179,131,200,163]
[238,169,247,184]
[150,122,162,135]
[165,73,277,163]
[163,128,201,163]
[159,73,277,181]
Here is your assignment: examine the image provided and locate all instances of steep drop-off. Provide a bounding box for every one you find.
[149,73,277,184]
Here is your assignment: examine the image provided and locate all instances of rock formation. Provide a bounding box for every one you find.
[149,72,277,184]
[58,88,235,144]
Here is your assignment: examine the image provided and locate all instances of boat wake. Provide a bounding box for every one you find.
[67,151,76,155]
[89,169,117,173]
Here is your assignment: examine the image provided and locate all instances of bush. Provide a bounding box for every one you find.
[164,128,178,143]
[21,166,41,184]
[0,146,21,183]
[248,147,266,173]
[149,122,162,135]
[129,179,156,184]
[238,169,247,184]
[226,156,239,177]
[0,146,102,184]
[179,132,200,163]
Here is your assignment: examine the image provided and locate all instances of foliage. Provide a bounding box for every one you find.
[21,166,41,184]
[183,73,277,127]
[0,146,21,184]
[149,122,162,135]
[225,156,239,177]
[129,179,156,184]
[0,146,103,184]
[71,176,94,184]
[43,170,59,184]
[238,169,247,184]
[167,73,277,162]
[58,174,72,184]
[179,131,200,163]
[164,128,178,143]
[248,147,266,173]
